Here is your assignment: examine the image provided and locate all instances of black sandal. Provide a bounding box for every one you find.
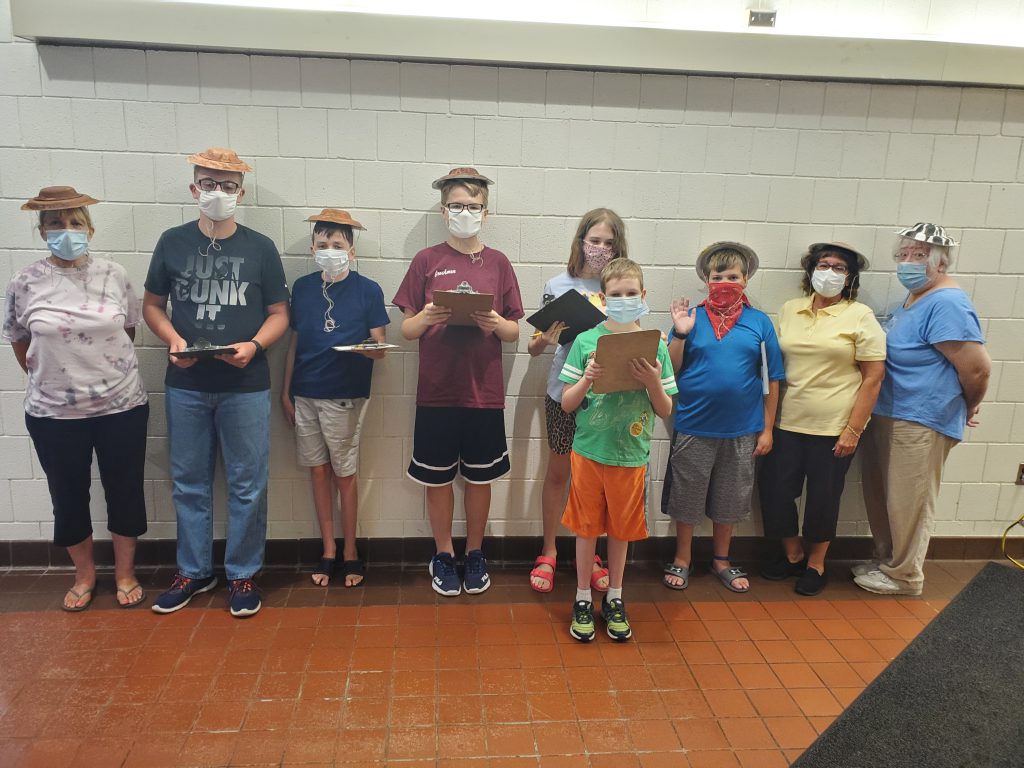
[312,557,336,586]
[342,559,366,588]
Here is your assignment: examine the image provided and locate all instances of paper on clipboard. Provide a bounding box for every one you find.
[760,341,770,395]
[432,290,495,326]
[592,329,662,394]
[333,342,399,352]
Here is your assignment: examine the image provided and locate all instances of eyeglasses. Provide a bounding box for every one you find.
[443,202,485,214]
[196,178,241,194]
[814,261,849,274]
[894,249,930,262]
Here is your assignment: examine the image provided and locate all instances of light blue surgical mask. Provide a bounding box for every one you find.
[45,229,90,262]
[605,295,649,324]
[896,262,929,292]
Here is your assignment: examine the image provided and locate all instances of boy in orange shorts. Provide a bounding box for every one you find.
[559,259,677,641]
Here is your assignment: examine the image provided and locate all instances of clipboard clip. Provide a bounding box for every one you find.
[454,281,473,294]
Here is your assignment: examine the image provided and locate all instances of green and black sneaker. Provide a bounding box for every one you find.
[600,597,633,641]
[569,600,596,642]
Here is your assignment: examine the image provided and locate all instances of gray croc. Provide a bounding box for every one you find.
[712,563,750,593]
[662,564,689,590]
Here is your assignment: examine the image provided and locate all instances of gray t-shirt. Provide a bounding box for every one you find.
[145,221,289,393]
[540,272,602,402]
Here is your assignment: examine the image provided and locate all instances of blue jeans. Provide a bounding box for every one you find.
[166,387,270,581]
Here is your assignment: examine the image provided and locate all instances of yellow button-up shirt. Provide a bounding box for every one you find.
[776,296,886,436]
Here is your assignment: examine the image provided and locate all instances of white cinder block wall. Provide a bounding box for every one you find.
[0,5,1022,546]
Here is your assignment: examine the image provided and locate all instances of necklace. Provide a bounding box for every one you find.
[322,279,337,332]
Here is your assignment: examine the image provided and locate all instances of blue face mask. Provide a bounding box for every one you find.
[46,230,90,262]
[605,295,649,324]
[896,262,930,292]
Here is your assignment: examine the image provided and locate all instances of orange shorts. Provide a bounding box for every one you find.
[561,451,649,541]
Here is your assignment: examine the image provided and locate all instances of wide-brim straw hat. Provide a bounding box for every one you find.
[895,222,958,248]
[696,241,759,280]
[807,241,869,270]
[21,186,99,211]
[187,147,253,173]
[431,167,494,190]
[305,209,366,231]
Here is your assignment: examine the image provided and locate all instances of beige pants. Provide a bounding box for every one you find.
[861,415,956,587]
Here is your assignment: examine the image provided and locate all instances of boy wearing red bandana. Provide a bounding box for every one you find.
[660,243,785,594]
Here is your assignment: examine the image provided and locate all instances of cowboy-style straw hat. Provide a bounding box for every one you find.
[305,209,366,231]
[431,167,494,190]
[696,241,759,281]
[187,147,254,173]
[21,186,99,211]
[807,241,869,270]
[896,222,958,248]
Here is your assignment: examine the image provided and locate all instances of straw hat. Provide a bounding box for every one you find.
[895,222,958,248]
[187,147,253,173]
[21,186,99,211]
[696,241,759,280]
[305,209,366,231]
[431,167,494,190]
[807,241,869,270]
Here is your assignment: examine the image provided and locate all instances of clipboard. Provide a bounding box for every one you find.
[592,329,662,394]
[526,289,606,345]
[170,345,237,359]
[432,290,495,326]
[333,342,399,352]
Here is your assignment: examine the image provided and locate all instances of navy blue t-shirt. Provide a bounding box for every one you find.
[671,306,785,438]
[289,270,390,400]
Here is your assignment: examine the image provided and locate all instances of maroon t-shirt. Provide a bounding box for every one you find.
[393,242,524,409]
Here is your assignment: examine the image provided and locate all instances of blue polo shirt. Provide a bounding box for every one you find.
[874,288,984,441]
[289,270,390,400]
[671,306,785,438]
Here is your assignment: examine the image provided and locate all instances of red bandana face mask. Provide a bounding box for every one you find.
[700,282,748,340]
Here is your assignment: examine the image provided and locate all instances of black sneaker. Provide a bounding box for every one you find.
[569,600,596,642]
[151,573,217,614]
[600,597,633,642]
[429,553,461,597]
[761,556,808,581]
[228,579,261,618]
[463,549,491,595]
[795,566,828,596]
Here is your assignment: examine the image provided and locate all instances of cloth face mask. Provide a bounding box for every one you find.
[447,208,483,239]
[811,268,847,298]
[45,230,90,262]
[582,242,615,273]
[198,190,238,222]
[605,295,650,324]
[896,262,930,292]
[315,249,349,279]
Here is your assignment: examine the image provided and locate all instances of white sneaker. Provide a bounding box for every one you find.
[850,560,881,578]
[853,569,921,596]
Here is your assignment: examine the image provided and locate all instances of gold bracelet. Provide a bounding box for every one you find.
[844,424,863,438]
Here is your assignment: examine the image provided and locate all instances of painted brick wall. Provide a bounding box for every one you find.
[0,3,1021,543]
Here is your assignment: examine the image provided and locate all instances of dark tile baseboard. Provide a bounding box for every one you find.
[1,535,1018,569]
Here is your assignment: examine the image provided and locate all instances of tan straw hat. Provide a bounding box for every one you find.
[696,241,759,280]
[21,186,100,211]
[807,241,869,270]
[187,147,253,173]
[431,167,494,190]
[305,209,366,231]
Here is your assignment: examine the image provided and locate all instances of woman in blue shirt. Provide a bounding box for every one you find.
[855,223,990,596]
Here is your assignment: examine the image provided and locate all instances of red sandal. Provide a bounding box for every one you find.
[590,555,610,593]
[529,555,557,593]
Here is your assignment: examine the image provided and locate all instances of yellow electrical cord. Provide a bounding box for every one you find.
[1001,511,1024,570]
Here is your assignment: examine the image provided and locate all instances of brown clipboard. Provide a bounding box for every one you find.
[592,329,662,394]
[432,290,495,326]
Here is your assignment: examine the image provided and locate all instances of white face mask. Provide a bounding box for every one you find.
[315,248,349,279]
[198,190,238,222]
[811,268,847,298]
[446,208,483,239]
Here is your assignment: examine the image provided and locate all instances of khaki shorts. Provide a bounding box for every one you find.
[294,396,368,477]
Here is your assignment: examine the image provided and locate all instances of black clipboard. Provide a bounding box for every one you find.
[170,345,237,360]
[526,289,606,345]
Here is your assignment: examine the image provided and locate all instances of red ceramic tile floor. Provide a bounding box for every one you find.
[0,560,985,767]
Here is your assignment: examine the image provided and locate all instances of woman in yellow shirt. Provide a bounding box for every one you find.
[758,242,886,595]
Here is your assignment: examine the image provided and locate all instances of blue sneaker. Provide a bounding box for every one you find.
[463,549,491,595]
[228,578,261,618]
[151,572,217,614]
[429,553,461,597]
